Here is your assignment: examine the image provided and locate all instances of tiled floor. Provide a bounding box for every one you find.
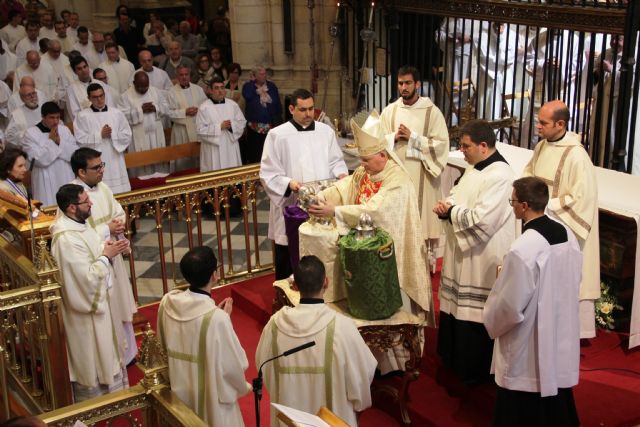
[127,194,273,304]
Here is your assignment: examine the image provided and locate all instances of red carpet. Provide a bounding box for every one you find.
[132,269,640,427]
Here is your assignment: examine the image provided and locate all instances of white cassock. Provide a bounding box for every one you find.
[195,98,245,172]
[522,131,600,338]
[8,88,46,112]
[71,178,138,364]
[74,106,132,193]
[440,152,515,323]
[39,27,57,40]
[99,58,135,94]
[137,66,173,92]
[23,123,78,206]
[118,85,169,176]
[260,120,348,245]
[0,80,10,131]
[256,303,377,427]
[15,36,39,66]
[13,62,61,102]
[5,104,41,147]
[50,214,125,391]
[86,48,107,70]
[66,79,115,121]
[0,45,17,80]
[167,83,207,171]
[41,53,70,87]
[71,41,93,60]
[0,24,25,52]
[484,216,582,397]
[158,290,251,427]
[380,96,449,241]
[54,36,74,54]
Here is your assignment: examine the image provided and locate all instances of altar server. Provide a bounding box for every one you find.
[66,56,115,122]
[260,88,348,280]
[23,102,77,206]
[484,176,581,427]
[158,246,251,427]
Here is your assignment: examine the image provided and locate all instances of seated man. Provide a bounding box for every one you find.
[157,246,251,427]
[256,255,377,426]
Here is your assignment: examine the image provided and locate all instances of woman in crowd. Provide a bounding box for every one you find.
[195,53,215,91]
[210,46,227,80]
[0,146,29,202]
[225,62,244,111]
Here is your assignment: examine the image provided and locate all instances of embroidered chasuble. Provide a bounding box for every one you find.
[522,131,600,301]
[380,96,449,240]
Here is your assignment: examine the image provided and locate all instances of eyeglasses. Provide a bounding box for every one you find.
[86,162,106,171]
[508,199,522,206]
[73,199,91,206]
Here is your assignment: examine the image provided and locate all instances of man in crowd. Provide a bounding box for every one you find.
[261,88,347,280]
[483,176,581,426]
[71,26,92,59]
[161,41,196,82]
[175,21,198,59]
[380,65,449,266]
[0,38,17,83]
[38,11,56,40]
[196,75,245,173]
[433,119,515,386]
[50,183,130,401]
[13,51,59,103]
[113,13,145,68]
[66,12,81,43]
[167,64,207,170]
[0,10,25,52]
[118,70,168,176]
[256,255,377,427]
[15,21,39,66]
[309,110,434,372]
[158,246,251,426]
[522,100,600,339]
[66,56,115,121]
[22,102,77,206]
[137,49,172,92]
[70,148,138,365]
[73,83,132,193]
[40,40,69,89]
[7,76,44,112]
[5,79,40,147]
[53,20,73,53]
[86,31,106,69]
[99,42,135,94]
[242,66,281,164]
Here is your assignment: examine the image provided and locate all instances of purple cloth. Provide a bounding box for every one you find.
[283,205,310,271]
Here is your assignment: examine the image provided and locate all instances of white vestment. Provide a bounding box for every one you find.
[23,123,78,206]
[137,66,173,92]
[99,58,135,94]
[74,107,132,193]
[167,83,207,170]
[484,216,582,397]
[380,96,449,240]
[66,79,115,122]
[195,98,245,172]
[118,85,169,176]
[15,36,39,66]
[0,46,17,80]
[71,41,92,59]
[522,131,600,338]
[256,303,376,427]
[41,53,69,86]
[260,121,348,245]
[39,27,57,40]
[50,214,124,389]
[8,88,45,112]
[158,290,251,427]
[5,104,40,147]
[54,35,74,54]
[0,80,10,131]
[440,153,516,323]
[13,62,60,102]
[86,47,107,70]
[0,23,25,52]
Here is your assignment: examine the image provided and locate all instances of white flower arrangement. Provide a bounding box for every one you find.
[595,281,624,330]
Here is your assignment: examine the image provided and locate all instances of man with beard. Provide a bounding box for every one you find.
[50,183,130,401]
[380,66,449,264]
[6,80,42,147]
[118,71,169,176]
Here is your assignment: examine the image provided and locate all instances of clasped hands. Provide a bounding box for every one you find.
[433,200,453,216]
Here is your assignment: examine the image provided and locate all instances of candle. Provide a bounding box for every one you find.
[335,2,340,22]
[368,2,374,27]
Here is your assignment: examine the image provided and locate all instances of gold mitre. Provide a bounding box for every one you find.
[351,110,387,156]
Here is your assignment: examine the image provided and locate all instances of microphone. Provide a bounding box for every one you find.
[253,341,316,427]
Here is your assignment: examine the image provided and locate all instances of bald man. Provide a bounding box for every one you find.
[6,82,41,147]
[41,40,70,90]
[522,100,600,339]
[136,50,172,92]
[86,32,106,69]
[118,71,169,176]
[8,76,46,112]
[13,50,60,102]
[161,41,196,82]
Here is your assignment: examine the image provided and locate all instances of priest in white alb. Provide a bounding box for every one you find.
[5,82,41,147]
[51,183,130,401]
[137,49,173,92]
[99,42,135,94]
[118,70,169,177]
[195,75,244,172]
[13,51,60,103]
[74,83,132,193]
[168,64,207,171]
[66,56,116,122]
[260,88,348,280]
[22,102,78,206]
[522,100,600,339]
[158,246,251,427]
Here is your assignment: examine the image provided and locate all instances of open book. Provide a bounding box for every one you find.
[272,402,354,427]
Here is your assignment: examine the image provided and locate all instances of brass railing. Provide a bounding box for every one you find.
[0,237,73,418]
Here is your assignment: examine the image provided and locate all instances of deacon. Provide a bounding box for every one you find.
[50,184,130,401]
[5,82,40,147]
[118,70,169,176]
[433,119,515,385]
[522,100,600,339]
[167,64,207,170]
[66,56,115,121]
[99,42,135,94]
[308,110,434,372]
[195,75,245,172]
[483,177,581,426]
[380,65,449,256]
[260,88,347,280]
[256,255,377,427]
[22,102,78,206]
[158,246,251,426]
[74,83,132,193]
[70,148,138,365]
